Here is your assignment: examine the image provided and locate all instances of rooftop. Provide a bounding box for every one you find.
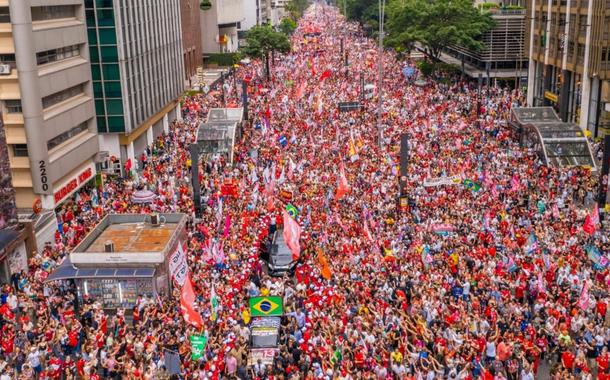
[70,213,187,266]
[85,222,178,253]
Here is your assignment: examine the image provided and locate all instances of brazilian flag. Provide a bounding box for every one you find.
[249,296,283,317]
[463,179,481,192]
[286,203,298,219]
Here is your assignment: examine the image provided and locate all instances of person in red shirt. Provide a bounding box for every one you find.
[598,348,610,374]
[561,350,575,371]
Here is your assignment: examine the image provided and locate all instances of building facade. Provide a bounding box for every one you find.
[0,113,31,283]
[85,0,185,166]
[200,0,244,53]
[525,0,610,136]
[1,0,100,211]
[442,6,528,87]
[180,0,202,86]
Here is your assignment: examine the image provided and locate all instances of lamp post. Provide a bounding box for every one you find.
[512,36,523,90]
[377,0,386,149]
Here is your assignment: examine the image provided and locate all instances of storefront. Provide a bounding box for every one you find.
[46,259,157,309]
[0,228,27,284]
[40,161,97,211]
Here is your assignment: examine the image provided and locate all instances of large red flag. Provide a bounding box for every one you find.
[180,275,204,329]
[283,210,302,260]
[583,212,596,235]
[335,162,350,200]
[319,69,332,82]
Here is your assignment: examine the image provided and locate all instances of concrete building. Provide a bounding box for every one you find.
[525,0,610,136]
[438,2,528,87]
[85,0,185,167]
[200,0,245,53]
[269,0,289,26]
[180,0,203,86]
[0,113,32,283]
[1,0,100,212]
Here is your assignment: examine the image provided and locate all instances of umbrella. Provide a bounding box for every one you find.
[414,79,427,87]
[132,189,157,204]
[364,84,375,91]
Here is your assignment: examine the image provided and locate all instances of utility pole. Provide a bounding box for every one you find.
[377,0,386,149]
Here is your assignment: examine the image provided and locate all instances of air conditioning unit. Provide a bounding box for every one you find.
[0,64,11,75]
[150,213,159,226]
[104,241,114,253]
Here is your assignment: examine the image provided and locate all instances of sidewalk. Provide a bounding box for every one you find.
[186,67,231,90]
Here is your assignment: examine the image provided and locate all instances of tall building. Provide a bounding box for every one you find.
[85,0,185,165]
[525,0,610,136]
[180,0,203,86]
[200,0,244,53]
[437,2,528,87]
[1,0,100,212]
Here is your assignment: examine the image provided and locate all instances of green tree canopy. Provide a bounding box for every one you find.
[385,0,494,59]
[279,17,297,36]
[241,24,291,78]
[338,0,380,35]
[285,0,309,20]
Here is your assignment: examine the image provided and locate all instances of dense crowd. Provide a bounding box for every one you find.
[1,4,609,380]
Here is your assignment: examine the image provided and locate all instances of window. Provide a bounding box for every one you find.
[36,45,80,65]
[12,144,28,157]
[42,84,84,109]
[102,64,120,80]
[47,122,89,150]
[5,100,22,113]
[0,7,10,23]
[31,6,76,21]
[104,82,121,97]
[0,54,16,69]
[96,9,115,27]
[98,28,117,45]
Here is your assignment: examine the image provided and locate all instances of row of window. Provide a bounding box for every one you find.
[47,122,89,151]
[31,5,76,22]
[37,45,81,66]
[0,7,10,23]
[42,84,84,109]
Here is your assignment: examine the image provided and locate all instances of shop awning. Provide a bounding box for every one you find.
[45,258,155,283]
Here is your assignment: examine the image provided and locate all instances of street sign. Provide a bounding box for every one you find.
[338,102,361,112]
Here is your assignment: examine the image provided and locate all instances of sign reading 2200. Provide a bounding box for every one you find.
[38,160,49,191]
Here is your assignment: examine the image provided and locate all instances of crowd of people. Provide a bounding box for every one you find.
[1,3,609,380]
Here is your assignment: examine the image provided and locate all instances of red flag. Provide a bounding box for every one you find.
[335,161,350,200]
[583,213,596,235]
[319,69,332,82]
[180,275,204,329]
[282,210,302,260]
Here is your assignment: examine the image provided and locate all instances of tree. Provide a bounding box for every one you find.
[279,18,297,36]
[241,25,291,79]
[385,0,494,60]
[338,0,380,36]
[285,0,309,20]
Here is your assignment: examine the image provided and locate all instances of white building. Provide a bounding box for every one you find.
[201,0,245,53]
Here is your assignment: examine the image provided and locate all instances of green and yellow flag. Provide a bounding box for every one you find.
[249,296,283,317]
[286,203,298,219]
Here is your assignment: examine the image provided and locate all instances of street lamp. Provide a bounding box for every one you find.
[511,35,523,90]
[377,0,386,149]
